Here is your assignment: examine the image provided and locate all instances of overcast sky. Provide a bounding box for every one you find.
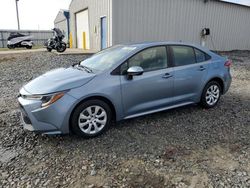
[0,0,71,30]
[226,0,250,6]
[0,0,249,30]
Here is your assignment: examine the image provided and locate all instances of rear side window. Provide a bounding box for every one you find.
[194,48,211,63]
[171,46,196,67]
[195,49,206,63]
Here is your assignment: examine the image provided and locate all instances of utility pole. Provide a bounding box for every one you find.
[15,0,20,30]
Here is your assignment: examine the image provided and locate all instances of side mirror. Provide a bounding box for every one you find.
[127,66,144,80]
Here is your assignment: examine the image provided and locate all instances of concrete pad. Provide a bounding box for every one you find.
[52,48,97,55]
[0,48,45,55]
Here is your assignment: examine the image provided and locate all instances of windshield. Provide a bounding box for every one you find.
[80,45,137,72]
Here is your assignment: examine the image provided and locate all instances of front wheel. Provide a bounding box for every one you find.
[200,81,222,109]
[70,100,112,138]
[47,47,52,52]
[56,42,66,53]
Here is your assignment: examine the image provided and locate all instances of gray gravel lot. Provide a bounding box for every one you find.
[0,51,249,187]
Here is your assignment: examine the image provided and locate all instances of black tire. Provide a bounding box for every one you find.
[7,45,14,49]
[56,43,66,53]
[47,48,52,52]
[200,81,222,109]
[70,100,112,138]
[26,46,32,49]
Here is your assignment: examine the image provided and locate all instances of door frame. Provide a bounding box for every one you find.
[75,8,90,49]
[100,15,107,50]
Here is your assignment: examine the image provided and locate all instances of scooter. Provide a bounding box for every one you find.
[7,32,33,49]
[44,28,67,53]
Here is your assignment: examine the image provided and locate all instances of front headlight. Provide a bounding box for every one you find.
[22,92,66,108]
[40,93,65,107]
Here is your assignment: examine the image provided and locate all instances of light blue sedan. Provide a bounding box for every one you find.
[18,42,232,138]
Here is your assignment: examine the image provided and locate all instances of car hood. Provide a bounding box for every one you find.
[23,67,95,95]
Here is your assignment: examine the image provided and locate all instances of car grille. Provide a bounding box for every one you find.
[19,104,32,125]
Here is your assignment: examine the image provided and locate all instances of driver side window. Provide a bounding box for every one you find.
[127,46,168,72]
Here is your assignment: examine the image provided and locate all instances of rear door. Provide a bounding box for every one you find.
[120,46,175,118]
[170,45,210,103]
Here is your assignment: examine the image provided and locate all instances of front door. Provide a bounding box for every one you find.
[120,46,174,118]
[101,17,107,50]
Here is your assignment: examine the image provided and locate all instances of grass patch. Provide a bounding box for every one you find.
[0,57,17,63]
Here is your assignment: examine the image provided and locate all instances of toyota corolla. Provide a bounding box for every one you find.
[18,42,232,138]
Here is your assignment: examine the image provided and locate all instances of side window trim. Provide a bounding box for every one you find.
[167,45,174,68]
[193,47,198,63]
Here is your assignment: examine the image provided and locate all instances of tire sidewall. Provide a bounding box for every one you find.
[47,48,52,52]
[70,100,112,138]
[201,81,222,108]
[56,43,66,53]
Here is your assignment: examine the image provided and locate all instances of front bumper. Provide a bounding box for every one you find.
[18,93,77,135]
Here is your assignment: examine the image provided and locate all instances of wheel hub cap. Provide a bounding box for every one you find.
[206,85,220,106]
[78,105,107,135]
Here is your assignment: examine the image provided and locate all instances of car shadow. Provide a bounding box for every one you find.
[35,91,249,161]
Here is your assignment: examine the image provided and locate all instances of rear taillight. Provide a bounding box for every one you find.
[224,60,232,67]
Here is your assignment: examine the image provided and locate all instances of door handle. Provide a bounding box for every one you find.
[198,66,206,71]
[162,73,173,79]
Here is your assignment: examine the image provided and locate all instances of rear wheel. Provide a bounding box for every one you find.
[7,45,14,49]
[71,100,112,138]
[200,81,222,108]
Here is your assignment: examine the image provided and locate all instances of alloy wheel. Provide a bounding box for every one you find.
[205,85,220,106]
[78,105,107,135]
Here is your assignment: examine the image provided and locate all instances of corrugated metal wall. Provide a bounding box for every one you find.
[112,0,250,51]
[0,30,53,48]
[69,0,112,50]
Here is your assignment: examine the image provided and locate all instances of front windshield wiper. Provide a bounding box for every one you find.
[78,65,93,73]
[73,63,93,73]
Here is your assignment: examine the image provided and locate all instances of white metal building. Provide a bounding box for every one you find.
[54,10,70,43]
[69,0,250,51]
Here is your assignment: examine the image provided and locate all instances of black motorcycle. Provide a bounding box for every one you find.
[45,28,66,53]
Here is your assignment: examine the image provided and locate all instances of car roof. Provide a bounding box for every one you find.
[117,41,223,61]
[123,41,211,53]
[124,41,203,48]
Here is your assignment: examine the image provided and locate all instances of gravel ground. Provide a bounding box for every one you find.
[0,50,249,188]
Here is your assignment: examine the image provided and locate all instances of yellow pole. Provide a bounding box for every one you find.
[83,32,86,50]
[69,32,73,48]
